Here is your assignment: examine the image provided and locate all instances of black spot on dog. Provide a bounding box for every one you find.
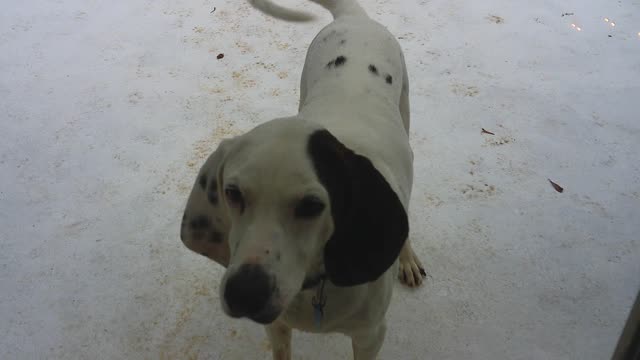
[208,179,219,205]
[199,174,207,190]
[208,191,218,205]
[209,231,224,243]
[323,32,339,43]
[385,74,393,84]
[368,64,378,75]
[323,29,337,42]
[190,215,210,230]
[327,55,347,68]
[340,39,346,45]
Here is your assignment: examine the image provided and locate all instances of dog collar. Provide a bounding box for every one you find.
[301,273,328,328]
[311,276,327,328]
[301,273,327,291]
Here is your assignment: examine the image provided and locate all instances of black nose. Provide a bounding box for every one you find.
[224,264,273,318]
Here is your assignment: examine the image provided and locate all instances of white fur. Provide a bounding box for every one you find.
[181,1,425,359]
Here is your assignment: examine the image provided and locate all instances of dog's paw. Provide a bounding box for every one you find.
[398,242,426,288]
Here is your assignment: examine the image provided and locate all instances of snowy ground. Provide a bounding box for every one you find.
[1,0,639,359]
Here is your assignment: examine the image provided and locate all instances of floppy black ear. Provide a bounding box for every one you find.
[180,138,235,267]
[307,129,409,286]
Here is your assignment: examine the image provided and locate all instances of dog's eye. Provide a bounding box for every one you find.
[295,196,325,218]
[224,185,244,208]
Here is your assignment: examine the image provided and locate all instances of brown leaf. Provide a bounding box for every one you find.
[481,128,495,135]
[216,53,224,60]
[548,179,564,193]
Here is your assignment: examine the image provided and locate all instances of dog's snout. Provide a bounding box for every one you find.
[224,264,273,318]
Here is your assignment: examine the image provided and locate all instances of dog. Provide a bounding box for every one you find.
[180,0,426,358]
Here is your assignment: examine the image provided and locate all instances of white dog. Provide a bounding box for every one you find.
[180,0,426,358]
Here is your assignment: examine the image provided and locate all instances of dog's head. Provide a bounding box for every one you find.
[180,118,408,324]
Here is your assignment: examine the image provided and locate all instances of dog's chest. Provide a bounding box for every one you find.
[280,289,341,333]
[279,285,369,333]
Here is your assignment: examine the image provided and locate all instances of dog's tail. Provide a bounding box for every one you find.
[248,0,368,22]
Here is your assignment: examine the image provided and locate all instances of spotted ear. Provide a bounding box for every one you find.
[180,139,235,267]
[307,130,408,286]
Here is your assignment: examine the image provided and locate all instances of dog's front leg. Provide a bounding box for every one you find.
[265,319,292,360]
[349,322,387,360]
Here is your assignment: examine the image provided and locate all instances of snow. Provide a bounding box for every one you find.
[1,0,638,359]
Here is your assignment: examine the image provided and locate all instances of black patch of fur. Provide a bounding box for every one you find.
[368,64,378,75]
[207,179,218,205]
[307,130,408,287]
[323,30,337,42]
[190,215,210,230]
[340,39,346,45]
[385,74,393,84]
[209,231,224,243]
[208,191,218,205]
[327,55,347,69]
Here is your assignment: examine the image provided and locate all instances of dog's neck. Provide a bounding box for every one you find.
[301,272,327,291]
